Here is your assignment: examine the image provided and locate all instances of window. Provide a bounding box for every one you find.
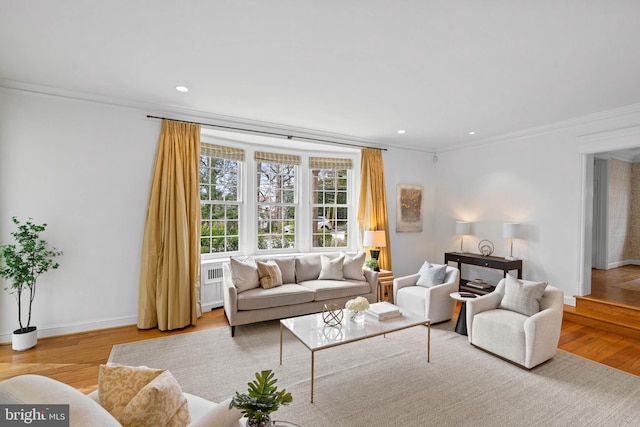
[255,151,300,250]
[310,157,352,248]
[199,143,242,254]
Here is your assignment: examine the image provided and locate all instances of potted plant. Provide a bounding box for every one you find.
[365,257,379,272]
[0,217,62,351]
[229,369,293,427]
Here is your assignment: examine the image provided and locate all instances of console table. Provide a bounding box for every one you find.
[444,252,523,295]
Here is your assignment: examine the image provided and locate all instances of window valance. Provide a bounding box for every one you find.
[255,151,301,166]
[201,143,245,161]
[309,157,353,170]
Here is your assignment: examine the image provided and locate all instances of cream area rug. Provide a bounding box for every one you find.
[108,320,640,427]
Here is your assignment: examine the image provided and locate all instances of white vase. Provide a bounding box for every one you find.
[350,310,365,323]
[12,326,37,351]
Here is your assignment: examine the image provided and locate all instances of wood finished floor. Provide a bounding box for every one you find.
[1,266,639,394]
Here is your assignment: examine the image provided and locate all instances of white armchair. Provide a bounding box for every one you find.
[393,265,460,323]
[466,277,564,369]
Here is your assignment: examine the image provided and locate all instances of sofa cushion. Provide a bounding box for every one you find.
[416,262,447,287]
[299,279,371,301]
[230,257,260,293]
[256,261,283,289]
[295,254,323,282]
[499,275,548,316]
[237,284,315,310]
[319,255,345,280]
[272,256,296,284]
[342,252,366,281]
[98,365,190,427]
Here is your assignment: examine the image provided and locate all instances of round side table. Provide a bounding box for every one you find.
[449,292,478,336]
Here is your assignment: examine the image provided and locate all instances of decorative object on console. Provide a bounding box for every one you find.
[503,223,522,260]
[363,230,386,261]
[478,239,494,256]
[364,257,379,271]
[455,221,471,253]
[229,369,293,427]
[322,303,344,326]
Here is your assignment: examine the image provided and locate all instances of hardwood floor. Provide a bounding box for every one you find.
[1,267,639,394]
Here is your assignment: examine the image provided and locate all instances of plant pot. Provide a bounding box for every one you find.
[246,415,272,427]
[12,326,37,351]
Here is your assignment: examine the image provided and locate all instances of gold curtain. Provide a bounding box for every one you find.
[137,119,202,330]
[358,148,392,271]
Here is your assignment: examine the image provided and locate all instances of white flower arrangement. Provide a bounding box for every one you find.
[345,296,370,312]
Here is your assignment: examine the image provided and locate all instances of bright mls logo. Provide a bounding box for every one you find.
[1,405,69,426]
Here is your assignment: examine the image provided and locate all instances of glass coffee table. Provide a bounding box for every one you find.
[280,309,430,402]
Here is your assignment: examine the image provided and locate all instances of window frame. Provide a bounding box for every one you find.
[199,133,361,260]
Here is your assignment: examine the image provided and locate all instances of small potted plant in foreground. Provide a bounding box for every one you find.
[229,369,293,427]
[0,217,62,351]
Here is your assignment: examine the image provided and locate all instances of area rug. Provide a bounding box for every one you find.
[109,320,640,427]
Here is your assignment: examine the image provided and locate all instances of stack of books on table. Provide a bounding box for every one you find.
[466,279,492,290]
[366,302,402,320]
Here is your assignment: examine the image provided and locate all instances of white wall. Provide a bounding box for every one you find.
[433,109,640,304]
[382,148,437,277]
[0,89,159,342]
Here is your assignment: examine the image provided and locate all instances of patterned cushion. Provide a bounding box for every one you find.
[415,262,447,287]
[342,252,366,281]
[229,257,260,292]
[499,275,548,316]
[98,365,190,427]
[318,255,345,280]
[257,261,283,289]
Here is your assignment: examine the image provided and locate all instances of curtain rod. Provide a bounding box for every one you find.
[146,115,386,151]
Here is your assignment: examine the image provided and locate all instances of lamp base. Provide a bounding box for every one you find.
[369,249,380,260]
[505,256,517,261]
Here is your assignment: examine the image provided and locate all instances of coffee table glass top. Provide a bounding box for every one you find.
[280,310,429,351]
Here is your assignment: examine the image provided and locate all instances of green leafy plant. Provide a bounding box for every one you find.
[365,258,378,270]
[0,217,63,333]
[229,369,292,427]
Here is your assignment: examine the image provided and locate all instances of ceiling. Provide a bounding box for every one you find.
[2,1,640,153]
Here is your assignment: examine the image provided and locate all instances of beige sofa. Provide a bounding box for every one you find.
[0,374,242,427]
[223,253,378,336]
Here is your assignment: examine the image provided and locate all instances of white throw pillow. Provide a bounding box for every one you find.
[342,252,366,281]
[415,262,447,287]
[319,255,345,280]
[295,255,323,282]
[499,275,548,316]
[229,257,260,293]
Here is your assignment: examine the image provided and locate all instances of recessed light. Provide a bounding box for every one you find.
[175,86,189,92]
[468,131,476,135]
[397,129,406,134]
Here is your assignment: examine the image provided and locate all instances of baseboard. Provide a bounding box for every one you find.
[0,315,138,345]
[607,260,640,269]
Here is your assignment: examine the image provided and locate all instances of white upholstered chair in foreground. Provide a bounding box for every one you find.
[393,263,460,324]
[466,276,564,369]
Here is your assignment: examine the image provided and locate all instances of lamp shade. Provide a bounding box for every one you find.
[455,221,470,235]
[363,230,386,247]
[503,223,521,239]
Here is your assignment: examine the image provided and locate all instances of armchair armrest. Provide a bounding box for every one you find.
[392,273,420,302]
[465,291,502,342]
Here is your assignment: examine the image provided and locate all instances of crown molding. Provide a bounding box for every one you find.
[435,103,640,154]
[0,79,383,150]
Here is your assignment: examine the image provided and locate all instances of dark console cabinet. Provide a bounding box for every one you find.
[444,252,523,295]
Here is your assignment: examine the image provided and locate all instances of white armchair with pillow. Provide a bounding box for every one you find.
[393,262,460,324]
[466,275,564,369]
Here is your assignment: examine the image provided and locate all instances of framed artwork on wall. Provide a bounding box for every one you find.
[396,184,423,232]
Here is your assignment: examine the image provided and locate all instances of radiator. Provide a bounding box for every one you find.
[201,262,225,309]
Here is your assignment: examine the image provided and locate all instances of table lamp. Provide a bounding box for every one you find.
[503,223,521,260]
[455,221,470,253]
[363,230,386,261]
